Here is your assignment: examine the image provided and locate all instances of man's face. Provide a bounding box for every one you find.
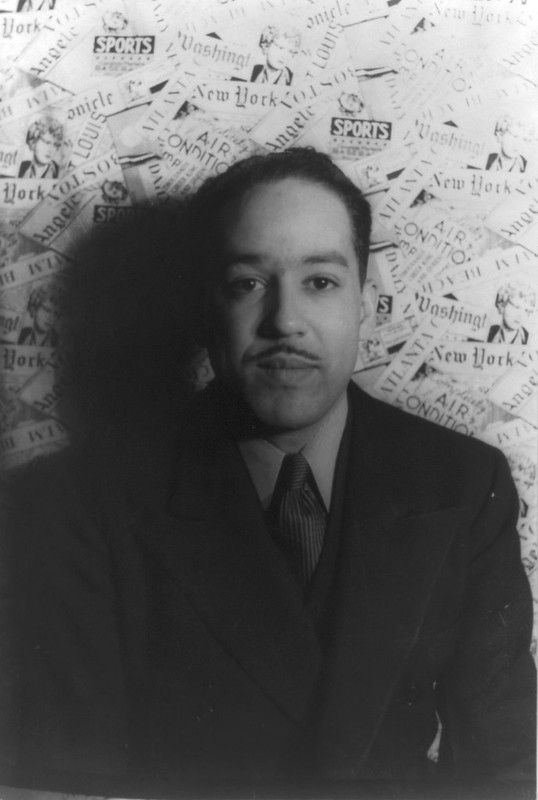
[498,127,522,160]
[33,132,55,166]
[502,298,525,331]
[34,299,58,333]
[208,178,367,438]
[265,37,290,70]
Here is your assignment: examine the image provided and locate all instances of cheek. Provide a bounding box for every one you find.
[318,304,361,357]
[503,135,517,152]
[504,306,517,323]
[268,46,282,62]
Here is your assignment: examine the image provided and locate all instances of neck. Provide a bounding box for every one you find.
[264,427,317,453]
[260,392,349,454]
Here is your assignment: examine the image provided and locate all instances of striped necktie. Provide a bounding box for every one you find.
[269,452,327,589]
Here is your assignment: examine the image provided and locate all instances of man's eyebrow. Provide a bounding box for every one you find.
[221,253,264,268]
[220,251,351,269]
[302,251,350,268]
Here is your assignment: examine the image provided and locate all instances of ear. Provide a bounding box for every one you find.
[358,279,377,340]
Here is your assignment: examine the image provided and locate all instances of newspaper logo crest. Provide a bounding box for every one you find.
[93,179,133,223]
[93,9,155,74]
[102,11,128,34]
[330,90,392,160]
[337,92,364,116]
[123,77,146,104]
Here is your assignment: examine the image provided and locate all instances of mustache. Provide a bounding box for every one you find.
[243,344,321,364]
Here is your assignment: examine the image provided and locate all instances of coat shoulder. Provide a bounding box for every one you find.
[5,448,87,517]
[349,384,506,509]
[5,446,99,511]
[3,448,107,571]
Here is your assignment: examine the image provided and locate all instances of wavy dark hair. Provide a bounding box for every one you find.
[187,147,372,324]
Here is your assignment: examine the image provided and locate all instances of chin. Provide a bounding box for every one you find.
[249,394,326,434]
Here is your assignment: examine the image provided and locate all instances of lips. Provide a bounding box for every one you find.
[253,355,320,387]
[256,356,318,370]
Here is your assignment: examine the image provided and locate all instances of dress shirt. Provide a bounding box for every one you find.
[19,160,59,179]
[489,324,528,344]
[251,64,293,85]
[237,393,348,512]
[486,152,527,173]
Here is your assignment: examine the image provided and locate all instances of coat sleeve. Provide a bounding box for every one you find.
[438,449,536,785]
[4,456,131,790]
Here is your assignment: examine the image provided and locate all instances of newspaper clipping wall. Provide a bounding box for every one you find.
[0,0,536,649]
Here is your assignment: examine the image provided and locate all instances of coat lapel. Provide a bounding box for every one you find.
[130,383,462,768]
[138,410,322,725]
[315,386,463,777]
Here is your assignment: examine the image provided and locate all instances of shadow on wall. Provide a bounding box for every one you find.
[59,202,200,460]
[0,204,200,782]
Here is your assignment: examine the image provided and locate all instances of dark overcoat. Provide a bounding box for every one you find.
[4,383,536,797]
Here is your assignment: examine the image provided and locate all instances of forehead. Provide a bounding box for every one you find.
[222,178,355,257]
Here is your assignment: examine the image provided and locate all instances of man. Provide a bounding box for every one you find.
[5,150,535,797]
[485,115,529,174]
[487,281,535,344]
[250,24,301,85]
[17,283,61,346]
[18,117,63,180]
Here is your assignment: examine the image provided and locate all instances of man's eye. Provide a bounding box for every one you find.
[228,277,264,295]
[307,276,338,291]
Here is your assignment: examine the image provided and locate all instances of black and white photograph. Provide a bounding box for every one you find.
[0,1,536,800]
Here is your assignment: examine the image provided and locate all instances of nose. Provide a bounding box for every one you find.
[258,279,305,339]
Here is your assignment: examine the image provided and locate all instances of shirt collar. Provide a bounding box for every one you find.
[493,325,526,344]
[237,392,348,511]
[497,153,524,172]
